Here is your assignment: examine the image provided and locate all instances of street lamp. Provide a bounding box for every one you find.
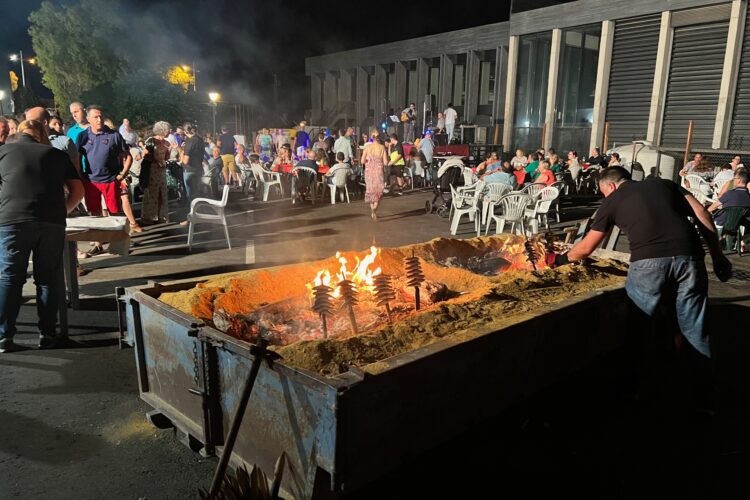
[9,50,27,87]
[0,90,5,116]
[208,91,220,137]
[182,62,198,92]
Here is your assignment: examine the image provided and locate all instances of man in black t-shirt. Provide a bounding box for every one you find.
[0,121,84,353]
[557,166,731,357]
[216,126,238,187]
[180,124,206,225]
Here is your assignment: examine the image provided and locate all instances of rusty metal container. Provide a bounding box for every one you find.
[121,265,628,499]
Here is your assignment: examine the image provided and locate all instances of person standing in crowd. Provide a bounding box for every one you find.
[140,121,172,225]
[119,118,139,147]
[387,134,406,195]
[435,111,446,134]
[402,103,417,144]
[217,126,238,187]
[75,105,134,255]
[257,127,274,162]
[7,118,18,136]
[0,120,85,353]
[418,131,435,183]
[362,130,389,221]
[67,102,89,146]
[26,107,79,175]
[443,103,458,142]
[334,128,354,164]
[0,117,8,145]
[180,123,205,225]
[294,121,311,159]
[313,132,328,153]
[559,166,731,358]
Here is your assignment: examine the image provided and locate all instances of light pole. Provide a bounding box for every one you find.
[9,51,26,87]
[182,62,198,92]
[0,90,5,115]
[209,92,220,137]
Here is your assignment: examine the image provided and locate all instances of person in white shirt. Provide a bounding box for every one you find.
[510,149,527,169]
[333,128,353,163]
[443,103,458,142]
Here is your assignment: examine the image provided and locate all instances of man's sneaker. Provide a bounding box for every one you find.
[0,337,20,353]
[38,335,61,349]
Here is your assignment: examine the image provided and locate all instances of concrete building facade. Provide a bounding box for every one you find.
[306,0,750,157]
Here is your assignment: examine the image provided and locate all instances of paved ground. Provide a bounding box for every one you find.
[3,189,749,499]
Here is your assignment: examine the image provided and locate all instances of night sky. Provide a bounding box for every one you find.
[2,0,511,118]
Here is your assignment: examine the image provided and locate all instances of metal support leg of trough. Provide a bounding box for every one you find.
[208,338,270,497]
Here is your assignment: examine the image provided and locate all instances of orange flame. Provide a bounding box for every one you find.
[308,246,383,299]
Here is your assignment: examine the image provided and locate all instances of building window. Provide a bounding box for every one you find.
[429,66,440,98]
[513,32,552,153]
[368,71,376,116]
[386,64,396,113]
[553,24,601,154]
[451,54,467,116]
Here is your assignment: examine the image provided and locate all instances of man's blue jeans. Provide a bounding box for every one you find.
[0,222,64,340]
[183,170,201,202]
[626,255,710,357]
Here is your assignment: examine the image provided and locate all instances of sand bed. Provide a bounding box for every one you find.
[159,236,628,376]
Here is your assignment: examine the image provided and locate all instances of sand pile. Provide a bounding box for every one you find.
[159,236,628,376]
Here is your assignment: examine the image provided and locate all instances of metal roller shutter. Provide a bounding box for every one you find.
[729,7,750,148]
[605,14,661,147]
[661,21,729,148]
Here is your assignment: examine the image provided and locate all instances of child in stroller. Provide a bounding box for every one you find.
[424,158,472,217]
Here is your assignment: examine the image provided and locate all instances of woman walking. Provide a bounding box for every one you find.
[140,121,172,225]
[361,130,389,221]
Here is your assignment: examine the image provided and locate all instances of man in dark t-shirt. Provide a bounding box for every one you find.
[708,168,750,226]
[557,166,731,357]
[217,126,238,187]
[180,124,206,225]
[0,123,84,353]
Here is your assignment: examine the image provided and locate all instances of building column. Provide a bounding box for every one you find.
[395,61,407,111]
[714,0,747,148]
[375,64,388,125]
[311,74,323,124]
[439,54,454,112]
[543,29,563,151]
[466,51,481,123]
[417,58,430,132]
[494,45,508,139]
[356,67,368,129]
[647,11,673,145]
[590,20,615,151]
[502,36,520,150]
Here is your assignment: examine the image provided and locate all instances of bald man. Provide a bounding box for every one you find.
[25,106,79,173]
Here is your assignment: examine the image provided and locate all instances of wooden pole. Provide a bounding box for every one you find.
[602,122,609,152]
[540,123,547,151]
[683,120,694,167]
[493,123,501,146]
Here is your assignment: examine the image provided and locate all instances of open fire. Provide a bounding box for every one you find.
[191,236,558,348]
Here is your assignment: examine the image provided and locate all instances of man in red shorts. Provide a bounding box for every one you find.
[75,105,132,255]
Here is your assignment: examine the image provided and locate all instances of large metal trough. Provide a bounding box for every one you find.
[120,262,628,499]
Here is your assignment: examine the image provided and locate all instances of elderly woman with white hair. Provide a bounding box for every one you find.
[140,121,172,225]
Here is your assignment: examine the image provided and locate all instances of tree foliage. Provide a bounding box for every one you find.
[81,70,187,130]
[9,71,18,92]
[13,87,43,113]
[28,0,129,116]
[165,66,192,92]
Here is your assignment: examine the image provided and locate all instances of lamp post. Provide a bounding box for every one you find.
[182,62,198,92]
[209,91,220,137]
[0,90,5,116]
[9,50,26,87]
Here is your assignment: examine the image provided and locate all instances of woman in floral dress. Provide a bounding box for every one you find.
[361,131,389,221]
[140,121,172,224]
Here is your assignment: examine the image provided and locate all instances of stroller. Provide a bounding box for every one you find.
[424,158,474,217]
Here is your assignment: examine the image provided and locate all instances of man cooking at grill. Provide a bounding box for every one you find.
[553,166,732,358]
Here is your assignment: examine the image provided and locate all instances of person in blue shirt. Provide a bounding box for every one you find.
[293,121,311,160]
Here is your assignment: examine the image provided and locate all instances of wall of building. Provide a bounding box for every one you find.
[306,0,750,157]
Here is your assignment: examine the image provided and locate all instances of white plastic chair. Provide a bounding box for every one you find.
[451,181,482,221]
[713,177,730,196]
[187,184,231,251]
[550,181,566,222]
[328,167,351,204]
[684,174,714,205]
[450,181,485,236]
[486,193,531,235]
[481,182,512,225]
[525,186,559,234]
[520,182,545,200]
[251,164,283,201]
